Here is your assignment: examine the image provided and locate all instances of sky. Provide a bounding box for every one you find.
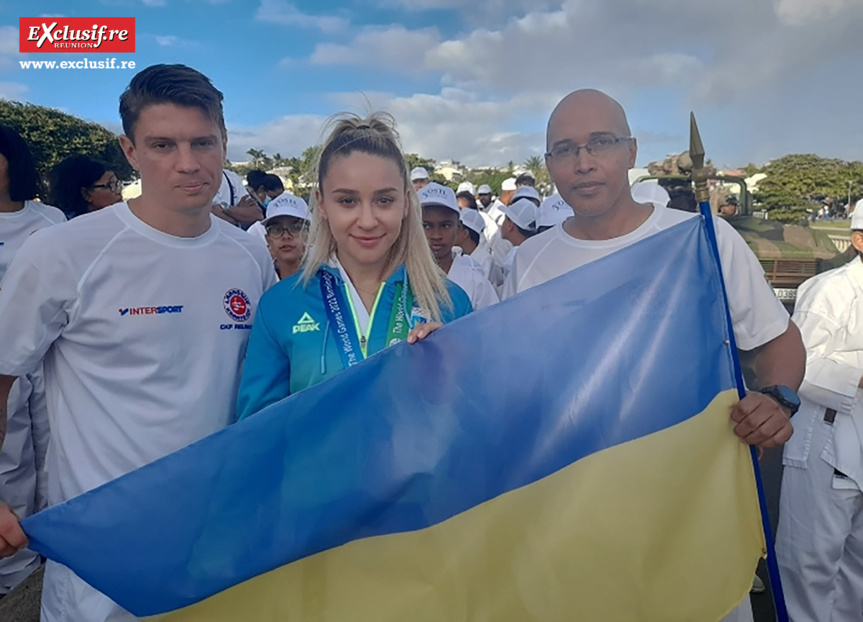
[2,0,863,170]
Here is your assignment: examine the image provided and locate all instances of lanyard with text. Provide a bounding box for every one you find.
[320,270,415,370]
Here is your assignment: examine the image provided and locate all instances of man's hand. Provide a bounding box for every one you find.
[0,503,27,558]
[227,195,264,226]
[407,322,443,344]
[211,204,239,226]
[730,392,793,449]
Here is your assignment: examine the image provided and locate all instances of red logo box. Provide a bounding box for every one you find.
[19,17,135,53]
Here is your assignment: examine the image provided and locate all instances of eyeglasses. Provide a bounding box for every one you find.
[266,222,305,237]
[545,136,633,162]
[92,180,121,192]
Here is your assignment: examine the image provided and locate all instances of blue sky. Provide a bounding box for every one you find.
[2,0,863,169]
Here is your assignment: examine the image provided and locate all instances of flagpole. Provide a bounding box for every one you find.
[690,113,789,622]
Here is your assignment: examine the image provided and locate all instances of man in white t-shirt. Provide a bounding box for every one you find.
[0,63,277,622]
[0,126,67,596]
[502,89,805,622]
[419,183,499,310]
[211,168,264,228]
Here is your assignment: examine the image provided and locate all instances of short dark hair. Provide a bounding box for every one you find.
[0,125,40,201]
[246,169,267,189]
[119,64,225,143]
[456,191,478,210]
[466,226,480,245]
[262,174,284,193]
[48,155,109,218]
[515,173,535,188]
[516,223,537,238]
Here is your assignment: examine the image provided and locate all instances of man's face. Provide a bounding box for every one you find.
[413,178,429,191]
[120,103,225,214]
[478,193,492,208]
[500,190,515,206]
[546,96,637,219]
[422,204,460,263]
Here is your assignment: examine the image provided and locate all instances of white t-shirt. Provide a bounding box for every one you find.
[468,238,503,287]
[502,208,789,352]
[0,200,66,281]
[247,220,268,244]
[213,169,250,208]
[0,202,277,620]
[447,252,499,310]
[0,201,277,505]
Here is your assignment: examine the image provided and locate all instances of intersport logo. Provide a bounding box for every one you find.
[19,17,135,53]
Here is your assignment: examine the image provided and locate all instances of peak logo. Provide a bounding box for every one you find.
[118,305,183,317]
[20,17,135,53]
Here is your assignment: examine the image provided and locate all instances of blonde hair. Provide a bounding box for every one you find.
[300,112,451,321]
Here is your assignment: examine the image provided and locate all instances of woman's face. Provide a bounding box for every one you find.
[265,215,306,266]
[85,170,123,210]
[316,152,408,272]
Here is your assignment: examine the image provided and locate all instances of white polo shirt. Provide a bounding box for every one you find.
[502,207,788,352]
[0,200,66,280]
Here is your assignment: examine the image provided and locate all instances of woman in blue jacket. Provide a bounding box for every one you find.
[237,113,472,419]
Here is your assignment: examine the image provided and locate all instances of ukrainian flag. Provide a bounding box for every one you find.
[22,216,764,621]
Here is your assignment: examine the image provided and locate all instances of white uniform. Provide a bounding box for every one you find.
[0,202,277,621]
[469,238,503,288]
[0,200,65,594]
[481,200,512,266]
[501,207,790,622]
[446,252,499,310]
[212,169,250,209]
[502,245,517,281]
[777,256,863,621]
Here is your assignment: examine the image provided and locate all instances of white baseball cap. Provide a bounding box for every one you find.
[418,182,459,214]
[410,166,429,181]
[457,181,476,196]
[631,181,670,210]
[852,199,863,230]
[477,184,492,195]
[537,193,571,228]
[513,186,541,204]
[501,178,517,192]
[460,209,485,235]
[262,193,309,224]
[501,198,538,231]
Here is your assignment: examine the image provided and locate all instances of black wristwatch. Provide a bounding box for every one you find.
[759,385,800,416]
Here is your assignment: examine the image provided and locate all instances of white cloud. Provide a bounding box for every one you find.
[155,35,178,46]
[775,0,863,25]
[226,114,328,162]
[309,26,441,72]
[141,0,167,6]
[0,82,29,100]
[255,0,348,34]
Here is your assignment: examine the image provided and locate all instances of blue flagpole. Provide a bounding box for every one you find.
[690,113,789,622]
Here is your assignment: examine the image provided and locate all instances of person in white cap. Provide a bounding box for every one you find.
[511,185,541,207]
[515,170,536,188]
[477,184,494,210]
[630,181,670,210]
[419,183,499,309]
[775,202,863,621]
[260,193,310,280]
[211,168,264,228]
[499,197,538,280]
[457,181,476,197]
[459,207,503,287]
[537,193,571,233]
[411,166,430,191]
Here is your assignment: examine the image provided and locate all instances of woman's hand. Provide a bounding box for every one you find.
[407,322,443,344]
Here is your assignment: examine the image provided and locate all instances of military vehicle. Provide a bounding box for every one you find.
[635,152,847,310]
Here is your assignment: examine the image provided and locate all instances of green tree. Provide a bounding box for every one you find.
[0,100,134,194]
[754,154,863,221]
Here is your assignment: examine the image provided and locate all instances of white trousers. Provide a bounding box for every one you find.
[776,415,863,621]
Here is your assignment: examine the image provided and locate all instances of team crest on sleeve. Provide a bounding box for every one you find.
[223,289,252,322]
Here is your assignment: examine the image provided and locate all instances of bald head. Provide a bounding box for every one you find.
[547,90,631,150]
